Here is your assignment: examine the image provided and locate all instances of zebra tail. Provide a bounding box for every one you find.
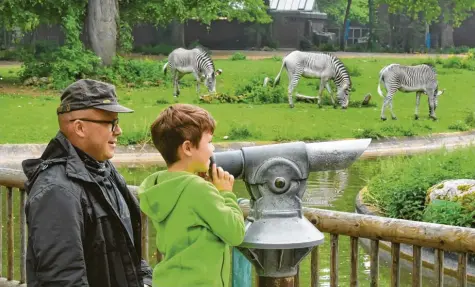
[163,62,169,76]
[377,71,384,98]
[273,60,286,87]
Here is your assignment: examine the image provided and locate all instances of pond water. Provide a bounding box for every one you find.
[0,157,466,286]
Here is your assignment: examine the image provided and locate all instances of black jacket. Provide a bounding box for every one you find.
[22,132,153,287]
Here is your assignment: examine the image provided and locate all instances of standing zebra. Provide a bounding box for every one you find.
[271,50,351,109]
[163,47,222,97]
[377,63,445,121]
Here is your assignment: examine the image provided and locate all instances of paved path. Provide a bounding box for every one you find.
[1,131,475,170]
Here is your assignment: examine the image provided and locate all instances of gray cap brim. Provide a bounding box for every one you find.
[94,104,134,113]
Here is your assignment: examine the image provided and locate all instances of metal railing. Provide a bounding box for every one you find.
[1,167,474,287]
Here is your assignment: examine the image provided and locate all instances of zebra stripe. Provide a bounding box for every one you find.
[163,47,221,97]
[272,50,351,109]
[377,63,444,121]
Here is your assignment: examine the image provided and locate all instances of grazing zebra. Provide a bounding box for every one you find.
[271,50,352,109]
[377,63,445,121]
[163,47,222,97]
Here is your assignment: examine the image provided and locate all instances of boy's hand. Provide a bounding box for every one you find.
[211,163,234,192]
[197,171,211,182]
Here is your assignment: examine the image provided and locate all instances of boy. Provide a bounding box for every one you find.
[138,103,245,287]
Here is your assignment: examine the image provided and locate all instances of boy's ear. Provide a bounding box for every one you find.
[181,140,193,157]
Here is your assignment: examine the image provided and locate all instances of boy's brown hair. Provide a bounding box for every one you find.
[150,104,216,165]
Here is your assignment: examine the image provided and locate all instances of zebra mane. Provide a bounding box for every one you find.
[325,52,352,87]
[194,46,215,72]
[410,62,437,73]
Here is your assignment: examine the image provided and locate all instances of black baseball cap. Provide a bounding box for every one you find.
[56,79,133,114]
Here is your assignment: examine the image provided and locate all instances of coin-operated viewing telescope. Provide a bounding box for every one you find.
[211,139,371,286]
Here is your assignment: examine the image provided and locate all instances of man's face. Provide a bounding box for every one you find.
[69,109,122,161]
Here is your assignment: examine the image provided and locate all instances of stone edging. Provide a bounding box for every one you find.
[2,130,475,170]
[356,187,475,284]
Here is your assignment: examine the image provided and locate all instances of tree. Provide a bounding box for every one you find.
[380,0,475,48]
[319,0,369,25]
[341,0,353,50]
[438,0,475,47]
[0,0,272,65]
[319,0,368,50]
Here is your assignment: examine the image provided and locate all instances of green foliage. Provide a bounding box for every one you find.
[319,0,369,24]
[228,124,256,139]
[422,199,475,227]
[233,76,287,104]
[353,123,418,139]
[18,8,102,89]
[229,52,246,61]
[449,112,475,131]
[97,57,169,88]
[441,56,475,71]
[379,0,475,28]
[365,147,475,223]
[2,56,475,145]
[119,0,272,26]
[347,65,362,77]
[119,21,134,54]
[448,120,471,131]
[134,44,177,56]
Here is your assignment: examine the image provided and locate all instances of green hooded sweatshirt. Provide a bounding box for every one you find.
[138,170,246,287]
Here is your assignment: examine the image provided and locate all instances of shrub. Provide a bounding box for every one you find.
[364,147,475,226]
[229,52,246,61]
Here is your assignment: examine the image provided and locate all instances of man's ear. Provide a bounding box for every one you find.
[215,69,223,76]
[72,120,86,138]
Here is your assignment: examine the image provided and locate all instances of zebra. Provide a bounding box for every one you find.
[163,47,222,97]
[377,63,445,121]
[270,50,352,109]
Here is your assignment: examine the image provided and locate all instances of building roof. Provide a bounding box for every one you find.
[269,0,317,12]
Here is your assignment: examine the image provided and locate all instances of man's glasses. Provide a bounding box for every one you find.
[70,118,120,132]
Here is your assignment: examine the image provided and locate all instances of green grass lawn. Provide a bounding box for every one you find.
[1,56,475,144]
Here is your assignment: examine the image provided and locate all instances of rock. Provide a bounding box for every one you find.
[426,179,475,206]
[362,93,372,106]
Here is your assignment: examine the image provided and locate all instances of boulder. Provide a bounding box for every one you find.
[426,179,475,208]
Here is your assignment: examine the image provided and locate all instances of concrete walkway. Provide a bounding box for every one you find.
[1,131,475,170]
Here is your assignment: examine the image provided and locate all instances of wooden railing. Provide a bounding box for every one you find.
[1,167,475,287]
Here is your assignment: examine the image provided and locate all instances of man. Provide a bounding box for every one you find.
[22,79,152,287]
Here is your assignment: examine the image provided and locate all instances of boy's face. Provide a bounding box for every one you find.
[189,131,215,173]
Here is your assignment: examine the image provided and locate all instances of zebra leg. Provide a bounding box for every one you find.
[380,92,394,121]
[287,73,300,108]
[427,89,437,120]
[173,71,180,97]
[325,82,336,108]
[389,100,397,120]
[414,92,421,120]
[317,79,327,108]
[193,72,201,95]
[288,84,295,108]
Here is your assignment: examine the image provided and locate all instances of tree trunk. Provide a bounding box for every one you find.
[340,0,352,50]
[440,22,454,48]
[87,0,118,65]
[171,20,185,47]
